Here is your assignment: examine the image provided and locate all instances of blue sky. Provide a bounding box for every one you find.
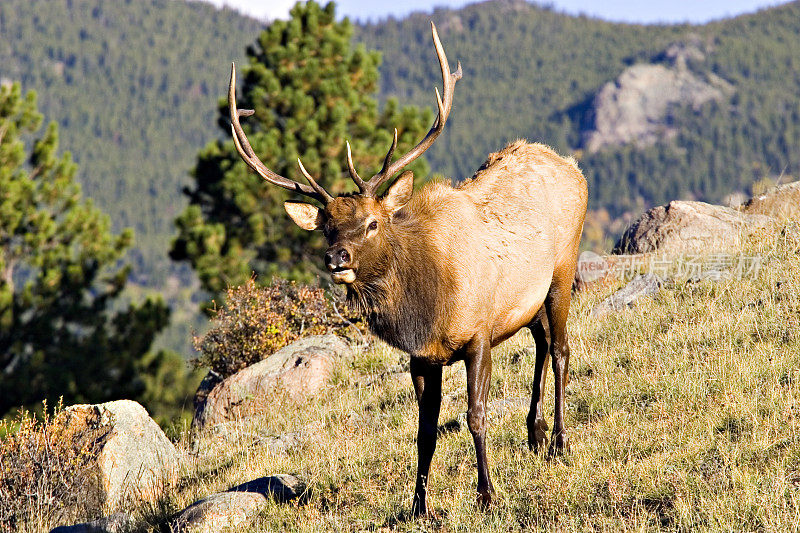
[203,0,786,24]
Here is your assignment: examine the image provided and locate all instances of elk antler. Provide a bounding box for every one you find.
[228,63,334,205]
[351,21,462,197]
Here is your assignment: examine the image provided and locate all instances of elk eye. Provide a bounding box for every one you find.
[368,220,378,232]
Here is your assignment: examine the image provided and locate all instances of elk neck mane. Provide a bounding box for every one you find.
[345,191,449,356]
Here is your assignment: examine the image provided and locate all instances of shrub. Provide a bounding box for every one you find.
[192,278,366,377]
[0,401,108,531]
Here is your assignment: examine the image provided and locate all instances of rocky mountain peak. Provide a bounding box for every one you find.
[582,39,733,153]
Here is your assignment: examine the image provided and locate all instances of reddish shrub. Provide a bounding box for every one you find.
[0,401,108,531]
[193,278,365,377]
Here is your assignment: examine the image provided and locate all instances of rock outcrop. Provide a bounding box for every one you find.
[56,400,179,513]
[582,39,732,152]
[742,180,800,220]
[613,201,773,255]
[193,335,351,429]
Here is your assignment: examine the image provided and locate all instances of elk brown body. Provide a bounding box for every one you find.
[227,22,587,515]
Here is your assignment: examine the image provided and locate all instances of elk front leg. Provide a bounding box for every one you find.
[526,315,550,453]
[410,357,442,517]
[465,334,495,509]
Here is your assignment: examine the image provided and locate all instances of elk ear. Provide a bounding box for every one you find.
[284,201,324,231]
[381,171,414,215]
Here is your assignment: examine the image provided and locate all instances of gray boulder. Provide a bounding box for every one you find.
[194,335,351,429]
[55,400,179,514]
[49,512,133,533]
[170,474,307,533]
[591,273,663,317]
[613,201,773,255]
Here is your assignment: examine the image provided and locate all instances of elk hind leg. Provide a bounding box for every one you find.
[545,274,573,456]
[526,308,550,453]
[465,334,495,509]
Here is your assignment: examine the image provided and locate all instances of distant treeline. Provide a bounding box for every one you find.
[0,0,262,288]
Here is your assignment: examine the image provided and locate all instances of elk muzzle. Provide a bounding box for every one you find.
[326,246,356,284]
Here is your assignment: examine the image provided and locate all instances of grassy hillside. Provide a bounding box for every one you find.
[8,222,799,531]
[171,225,800,531]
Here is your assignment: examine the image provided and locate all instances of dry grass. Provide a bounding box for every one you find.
[9,224,800,531]
[0,401,108,532]
[149,224,800,532]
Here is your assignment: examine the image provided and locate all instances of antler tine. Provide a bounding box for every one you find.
[345,141,369,192]
[362,21,461,196]
[228,62,333,205]
[297,158,335,204]
[377,128,399,180]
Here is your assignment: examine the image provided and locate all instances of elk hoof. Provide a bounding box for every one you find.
[476,487,495,511]
[548,433,570,457]
[411,497,427,518]
[527,417,549,453]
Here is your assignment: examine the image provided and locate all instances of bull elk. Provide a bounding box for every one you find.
[227,22,587,514]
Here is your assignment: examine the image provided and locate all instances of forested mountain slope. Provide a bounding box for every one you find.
[0,0,262,287]
[2,0,799,293]
[359,0,682,180]
[358,0,800,242]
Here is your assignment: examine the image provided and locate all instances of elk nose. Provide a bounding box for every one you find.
[325,247,352,270]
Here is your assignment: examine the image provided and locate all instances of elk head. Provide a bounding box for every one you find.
[228,22,461,285]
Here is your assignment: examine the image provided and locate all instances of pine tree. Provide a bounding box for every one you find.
[170,0,432,295]
[0,82,170,416]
